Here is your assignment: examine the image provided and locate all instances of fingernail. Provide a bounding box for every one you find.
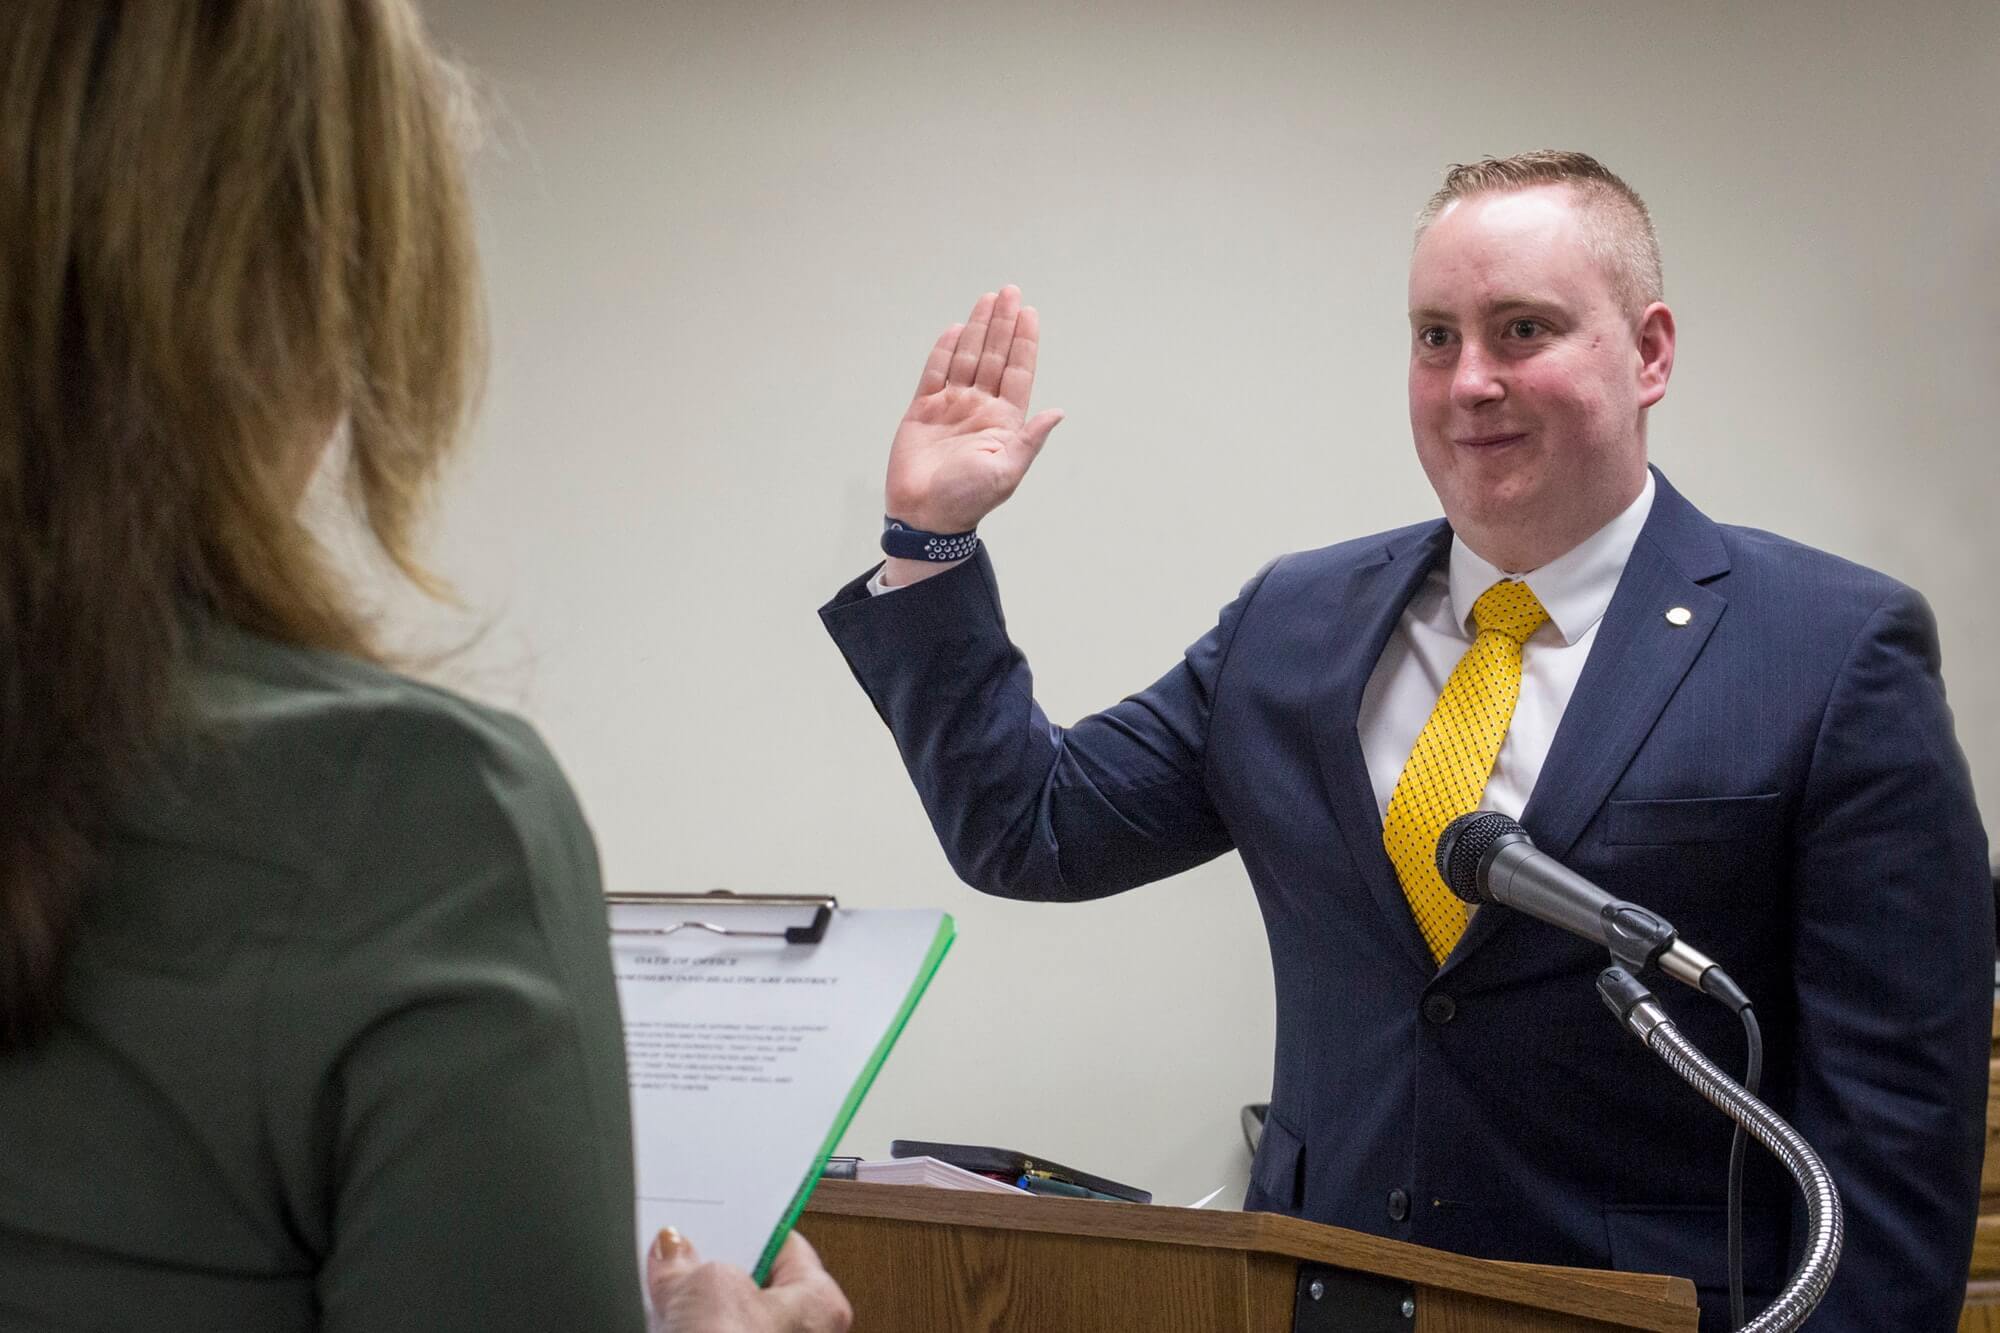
[650,1226,683,1262]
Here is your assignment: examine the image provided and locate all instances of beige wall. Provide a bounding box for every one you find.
[420,0,2000,1209]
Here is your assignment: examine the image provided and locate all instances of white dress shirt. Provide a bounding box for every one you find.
[1358,471,1655,820]
[870,470,1657,822]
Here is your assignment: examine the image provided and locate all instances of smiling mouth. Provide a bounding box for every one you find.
[1455,433,1527,448]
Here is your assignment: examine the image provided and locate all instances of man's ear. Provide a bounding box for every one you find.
[1636,302,1676,409]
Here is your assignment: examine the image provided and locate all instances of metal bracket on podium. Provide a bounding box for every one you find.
[605,889,837,944]
[1292,1263,1416,1333]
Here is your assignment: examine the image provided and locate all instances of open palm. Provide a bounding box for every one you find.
[885,285,1063,535]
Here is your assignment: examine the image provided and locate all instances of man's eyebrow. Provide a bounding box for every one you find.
[1488,293,1564,312]
[1408,294,1565,324]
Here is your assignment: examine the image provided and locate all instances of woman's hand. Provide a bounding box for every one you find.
[646,1228,853,1333]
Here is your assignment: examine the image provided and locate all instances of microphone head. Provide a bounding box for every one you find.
[1436,811,1527,904]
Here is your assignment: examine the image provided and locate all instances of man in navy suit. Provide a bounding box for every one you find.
[820,152,1990,1329]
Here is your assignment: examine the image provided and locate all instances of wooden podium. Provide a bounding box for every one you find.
[803,1181,1698,1331]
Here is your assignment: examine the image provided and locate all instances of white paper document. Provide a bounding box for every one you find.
[852,1155,1029,1194]
[609,900,954,1281]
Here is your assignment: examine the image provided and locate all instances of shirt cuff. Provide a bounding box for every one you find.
[866,560,970,595]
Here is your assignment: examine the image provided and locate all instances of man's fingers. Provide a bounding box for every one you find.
[973,285,1021,395]
[998,305,1041,412]
[913,323,961,400]
[946,291,996,387]
[645,1227,701,1305]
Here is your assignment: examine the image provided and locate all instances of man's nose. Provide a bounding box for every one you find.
[1451,340,1505,408]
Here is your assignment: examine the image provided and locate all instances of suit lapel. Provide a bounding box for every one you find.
[1516,473,1731,858]
[1445,469,1733,968]
[1310,521,1454,976]
[1308,472,1732,976]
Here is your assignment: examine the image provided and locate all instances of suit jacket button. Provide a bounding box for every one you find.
[1422,993,1456,1025]
[1387,1188,1410,1222]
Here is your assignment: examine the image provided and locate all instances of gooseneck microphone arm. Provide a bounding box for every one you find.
[1598,968,1843,1333]
[1436,812,1840,1331]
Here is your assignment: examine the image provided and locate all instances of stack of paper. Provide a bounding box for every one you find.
[853,1156,1029,1194]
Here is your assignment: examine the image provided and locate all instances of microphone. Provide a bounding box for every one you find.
[1435,811,1747,1010]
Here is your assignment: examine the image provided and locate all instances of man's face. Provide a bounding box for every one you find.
[1407,184,1669,571]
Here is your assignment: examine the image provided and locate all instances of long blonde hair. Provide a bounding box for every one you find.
[0,1,483,1047]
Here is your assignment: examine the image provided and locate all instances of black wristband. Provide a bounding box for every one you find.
[881,517,978,562]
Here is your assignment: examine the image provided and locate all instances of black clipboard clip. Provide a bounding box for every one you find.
[604,890,837,945]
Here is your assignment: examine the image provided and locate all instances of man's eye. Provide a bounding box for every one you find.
[1508,318,1543,338]
[1418,327,1450,348]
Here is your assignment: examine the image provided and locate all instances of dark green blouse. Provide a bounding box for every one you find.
[0,626,646,1331]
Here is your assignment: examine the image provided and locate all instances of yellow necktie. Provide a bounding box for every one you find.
[1383,579,1551,964]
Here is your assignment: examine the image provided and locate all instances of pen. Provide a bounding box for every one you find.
[1016,1171,1124,1203]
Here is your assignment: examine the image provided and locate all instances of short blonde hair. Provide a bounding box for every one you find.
[0,0,483,1047]
[1416,150,1663,318]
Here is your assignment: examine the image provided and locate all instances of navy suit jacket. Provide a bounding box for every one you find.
[821,469,1991,1330]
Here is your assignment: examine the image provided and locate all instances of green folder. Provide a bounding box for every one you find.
[751,912,955,1282]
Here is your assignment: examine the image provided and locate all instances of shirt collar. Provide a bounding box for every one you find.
[1446,470,1656,647]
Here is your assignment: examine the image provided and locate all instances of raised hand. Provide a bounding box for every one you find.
[884,285,1064,536]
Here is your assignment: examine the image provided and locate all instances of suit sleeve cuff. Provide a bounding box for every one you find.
[819,546,1008,668]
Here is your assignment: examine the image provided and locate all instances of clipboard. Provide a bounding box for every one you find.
[606,889,836,944]
[608,889,954,1287]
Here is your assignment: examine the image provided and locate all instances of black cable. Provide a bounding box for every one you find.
[1728,1004,1764,1329]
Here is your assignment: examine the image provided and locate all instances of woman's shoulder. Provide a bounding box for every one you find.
[137,625,595,900]
[192,622,552,766]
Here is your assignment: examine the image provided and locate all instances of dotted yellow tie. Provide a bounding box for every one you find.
[1383,579,1550,964]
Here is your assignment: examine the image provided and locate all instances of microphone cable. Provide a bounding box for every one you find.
[1728,1003,1763,1328]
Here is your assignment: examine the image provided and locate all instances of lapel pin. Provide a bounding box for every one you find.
[1664,606,1693,627]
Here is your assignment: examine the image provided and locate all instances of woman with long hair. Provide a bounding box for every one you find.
[0,4,844,1329]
